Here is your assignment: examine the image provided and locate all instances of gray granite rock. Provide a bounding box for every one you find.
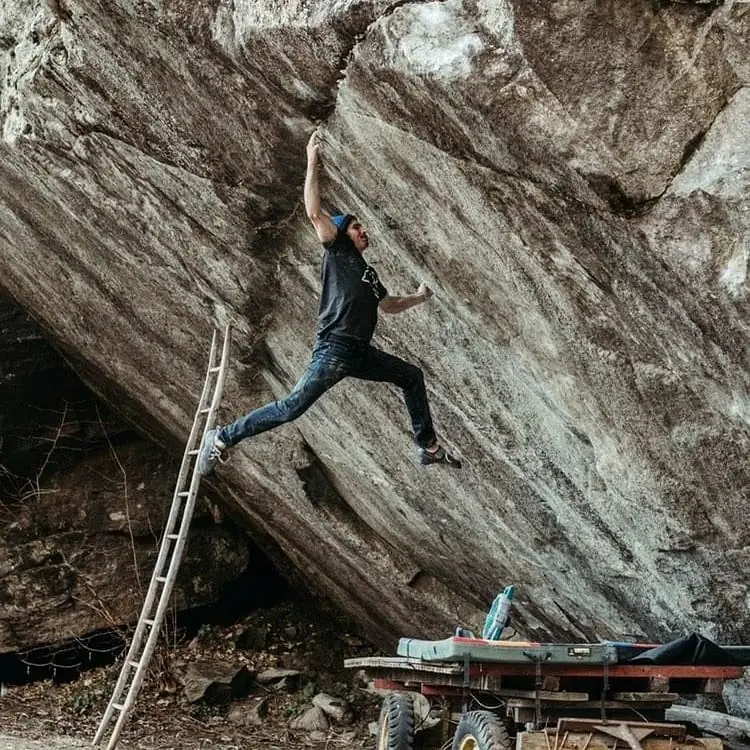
[0,0,748,660]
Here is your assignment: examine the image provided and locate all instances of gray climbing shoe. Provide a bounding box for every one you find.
[198,429,227,476]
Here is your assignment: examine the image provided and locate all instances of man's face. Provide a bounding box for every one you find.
[346,220,369,253]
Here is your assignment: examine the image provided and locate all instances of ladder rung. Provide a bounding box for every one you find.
[209,366,221,373]
[200,407,211,414]
[166,534,179,540]
[113,703,124,711]
[143,619,155,626]
[188,449,199,455]
[156,576,167,583]
[128,660,139,668]
[177,491,190,497]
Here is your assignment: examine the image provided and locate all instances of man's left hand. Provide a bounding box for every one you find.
[418,282,434,301]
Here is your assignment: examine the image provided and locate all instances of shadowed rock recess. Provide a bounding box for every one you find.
[1,0,749,653]
[0,291,252,654]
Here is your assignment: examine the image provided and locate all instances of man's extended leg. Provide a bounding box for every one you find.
[198,342,349,475]
[351,346,461,467]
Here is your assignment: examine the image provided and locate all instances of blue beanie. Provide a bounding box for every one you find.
[331,213,354,233]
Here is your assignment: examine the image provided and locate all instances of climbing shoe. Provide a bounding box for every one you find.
[419,444,462,468]
[197,428,227,476]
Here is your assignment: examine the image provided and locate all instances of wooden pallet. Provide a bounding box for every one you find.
[346,655,744,697]
[345,656,746,679]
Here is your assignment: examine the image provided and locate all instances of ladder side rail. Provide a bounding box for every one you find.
[195,323,231,448]
[102,326,231,750]
[94,329,221,747]
[214,325,232,408]
[158,328,220,539]
[197,323,231,445]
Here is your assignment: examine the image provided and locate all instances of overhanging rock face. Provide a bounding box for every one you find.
[0,0,749,649]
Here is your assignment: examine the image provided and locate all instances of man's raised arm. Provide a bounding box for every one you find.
[304,131,337,244]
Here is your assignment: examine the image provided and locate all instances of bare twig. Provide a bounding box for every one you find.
[33,402,69,494]
[95,404,142,595]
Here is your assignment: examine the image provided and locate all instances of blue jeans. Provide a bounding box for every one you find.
[219,334,436,449]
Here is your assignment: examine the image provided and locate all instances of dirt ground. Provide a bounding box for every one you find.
[0,602,384,750]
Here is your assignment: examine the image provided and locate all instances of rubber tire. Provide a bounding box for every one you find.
[452,710,512,750]
[377,692,415,750]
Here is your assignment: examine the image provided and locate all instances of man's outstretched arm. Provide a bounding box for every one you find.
[304,131,337,244]
[379,282,434,314]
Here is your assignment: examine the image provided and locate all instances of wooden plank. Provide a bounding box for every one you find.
[371,675,595,702]
[470,663,745,679]
[344,656,462,674]
[414,684,589,701]
[556,719,686,737]
[666,705,750,736]
[489,689,590,701]
[517,729,722,750]
[611,692,679,703]
[507,698,680,710]
[372,668,505,692]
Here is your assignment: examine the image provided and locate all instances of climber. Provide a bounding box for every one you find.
[197,130,461,476]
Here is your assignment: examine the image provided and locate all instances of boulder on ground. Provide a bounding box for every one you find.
[182,661,253,704]
[227,695,269,726]
[256,667,301,692]
[312,692,349,723]
[289,705,329,732]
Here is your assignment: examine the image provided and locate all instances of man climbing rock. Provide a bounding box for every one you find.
[198,131,461,476]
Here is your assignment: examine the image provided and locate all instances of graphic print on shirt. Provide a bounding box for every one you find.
[361,265,387,300]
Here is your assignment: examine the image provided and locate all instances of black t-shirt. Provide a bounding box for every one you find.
[317,230,388,342]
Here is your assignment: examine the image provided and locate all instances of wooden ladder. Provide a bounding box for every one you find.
[92,325,231,750]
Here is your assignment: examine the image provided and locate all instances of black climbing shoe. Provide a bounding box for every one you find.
[419,444,462,468]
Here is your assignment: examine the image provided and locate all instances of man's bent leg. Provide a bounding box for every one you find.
[351,346,436,448]
[219,349,349,447]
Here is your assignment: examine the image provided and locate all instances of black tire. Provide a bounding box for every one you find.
[452,711,512,750]
[377,692,415,750]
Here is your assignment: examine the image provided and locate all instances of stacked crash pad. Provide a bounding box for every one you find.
[398,637,619,664]
[397,634,750,666]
